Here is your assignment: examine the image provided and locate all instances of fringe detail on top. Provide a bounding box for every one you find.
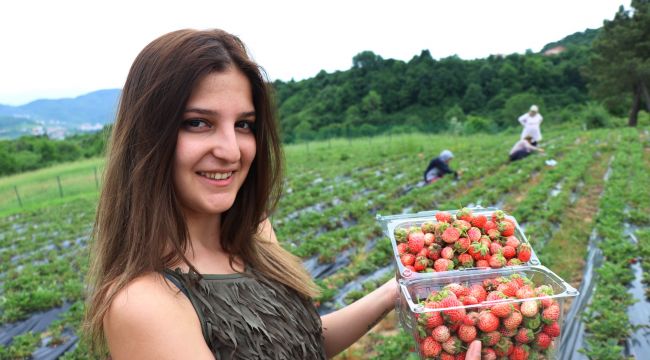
[168,268,327,360]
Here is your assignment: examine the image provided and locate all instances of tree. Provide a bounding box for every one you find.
[588,0,650,126]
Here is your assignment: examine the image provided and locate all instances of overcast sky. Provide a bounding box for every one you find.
[0,0,630,106]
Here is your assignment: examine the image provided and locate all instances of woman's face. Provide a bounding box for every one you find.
[173,67,257,218]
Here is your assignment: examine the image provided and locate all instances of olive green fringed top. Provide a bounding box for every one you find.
[163,267,327,360]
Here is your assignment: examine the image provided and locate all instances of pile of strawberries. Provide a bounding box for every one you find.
[394,208,533,273]
[414,274,562,359]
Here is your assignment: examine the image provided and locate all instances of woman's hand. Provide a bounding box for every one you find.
[465,340,481,359]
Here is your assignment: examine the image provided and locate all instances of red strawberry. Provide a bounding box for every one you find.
[491,210,505,222]
[469,241,489,261]
[419,311,444,329]
[408,231,425,253]
[432,325,450,342]
[533,332,552,350]
[434,258,454,272]
[517,243,532,262]
[420,336,442,357]
[489,242,503,255]
[435,211,452,223]
[469,284,487,302]
[456,207,473,222]
[439,297,466,324]
[421,221,436,234]
[458,253,474,268]
[497,281,519,297]
[498,221,515,237]
[490,302,513,318]
[516,286,536,299]
[489,253,506,268]
[460,295,478,306]
[505,235,521,248]
[500,326,518,338]
[487,228,501,240]
[441,246,455,260]
[458,324,477,343]
[520,300,539,317]
[444,283,470,298]
[441,227,461,243]
[470,214,487,229]
[467,227,482,241]
[397,243,409,255]
[454,237,471,252]
[514,328,535,344]
[542,322,561,337]
[485,290,507,302]
[453,219,472,232]
[463,312,479,326]
[503,311,523,330]
[481,331,501,347]
[400,253,415,266]
[483,220,498,232]
[476,259,489,268]
[414,256,429,271]
[502,245,516,259]
[542,304,560,324]
[477,311,499,332]
[510,344,530,360]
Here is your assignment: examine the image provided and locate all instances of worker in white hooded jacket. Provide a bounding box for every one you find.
[518,105,543,146]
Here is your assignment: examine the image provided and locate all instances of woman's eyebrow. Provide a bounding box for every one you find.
[184,108,256,118]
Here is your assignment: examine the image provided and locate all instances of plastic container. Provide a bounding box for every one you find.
[397,265,578,359]
[377,207,540,281]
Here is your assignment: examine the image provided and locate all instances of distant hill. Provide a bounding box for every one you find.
[0,89,120,140]
[540,28,601,53]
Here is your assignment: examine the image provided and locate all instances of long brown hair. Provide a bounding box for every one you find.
[85,29,319,351]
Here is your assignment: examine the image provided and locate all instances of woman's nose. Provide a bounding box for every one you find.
[211,127,241,163]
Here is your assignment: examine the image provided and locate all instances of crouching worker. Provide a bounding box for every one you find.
[423,150,458,184]
[509,136,544,162]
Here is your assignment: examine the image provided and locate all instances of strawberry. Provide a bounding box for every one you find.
[503,311,523,330]
[485,291,507,302]
[441,227,461,243]
[434,258,454,272]
[441,246,455,260]
[408,231,425,253]
[494,337,513,357]
[481,348,497,360]
[533,332,552,350]
[435,211,452,223]
[490,302,513,318]
[476,259,489,268]
[460,295,478,306]
[523,314,542,330]
[520,300,539,317]
[510,344,530,360]
[421,221,436,234]
[458,324,477,343]
[489,253,506,268]
[501,245,516,259]
[516,286,536,299]
[439,296,466,324]
[469,241,489,261]
[500,326,518,338]
[542,322,561,337]
[483,220,498,232]
[507,258,523,266]
[444,283,469,298]
[498,221,515,237]
[542,305,560,324]
[454,237,471,252]
[424,232,435,246]
[414,255,429,271]
[477,311,499,332]
[489,242,503,255]
[458,253,474,268]
[487,228,501,240]
[514,328,535,344]
[505,235,521,248]
[419,311,444,329]
[397,243,409,255]
[441,336,462,355]
[453,219,472,233]
[517,243,532,262]
[497,281,519,297]
[467,227,482,241]
[456,207,473,222]
[432,325,450,342]
[481,331,501,347]
[420,336,442,357]
[439,353,456,360]
[463,312,479,326]
[491,210,506,222]
[400,253,415,266]
[470,214,487,229]
[416,247,429,258]
[394,228,408,243]
[469,284,487,302]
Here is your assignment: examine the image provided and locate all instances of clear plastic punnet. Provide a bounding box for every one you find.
[377,207,540,281]
[397,265,579,359]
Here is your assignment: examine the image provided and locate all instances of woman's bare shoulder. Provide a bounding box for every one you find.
[104,273,213,359]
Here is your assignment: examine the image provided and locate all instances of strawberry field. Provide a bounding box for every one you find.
[1,125,650,359]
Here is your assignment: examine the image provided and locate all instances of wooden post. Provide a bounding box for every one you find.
[56,176,64,198]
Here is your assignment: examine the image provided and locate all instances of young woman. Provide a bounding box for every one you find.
[84,29,399,359]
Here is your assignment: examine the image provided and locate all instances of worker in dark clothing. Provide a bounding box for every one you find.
[423,150,458,184]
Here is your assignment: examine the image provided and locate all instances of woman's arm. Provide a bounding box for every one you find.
[321,278,398,358]
[104,274,215,360]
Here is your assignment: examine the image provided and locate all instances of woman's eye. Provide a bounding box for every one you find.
[236,120,256,133]
[182,119,210,130]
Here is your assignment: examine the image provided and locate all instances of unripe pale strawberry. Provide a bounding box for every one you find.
[432,325,450,342]
[434,258,453,272]
[394,228,408,243]
[397,243,408,255]
[421,221,436,233]
[441,246,455,260]
[442,336,463,354]
[520,300,539,317]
